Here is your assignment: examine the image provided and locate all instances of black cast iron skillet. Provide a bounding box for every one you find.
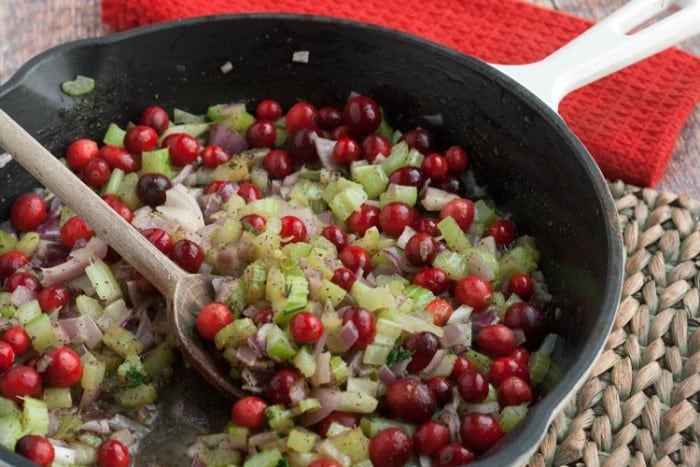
[0,13,627,466]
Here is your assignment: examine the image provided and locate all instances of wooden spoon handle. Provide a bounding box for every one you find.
[0,108,185,296]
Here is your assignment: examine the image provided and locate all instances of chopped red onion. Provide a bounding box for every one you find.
[418,455,432,467]
[37,217,61,239]
[247,431,278,457]
[382,247,420,274]
[59,315,103,349]
[468,253,495,282]
[111,429,137,447]
[156,184,205,232]
[209,123,248,155]
[465,401,500,414]
[191,456,206,467]
[396,226,417,249]
[171,163,195,186]
[316,210,335,226]
[477,236,497,255]
[447,304,473,324]
[282,172,301,187]
[391,357,410,378]
[472,308,499,333]
[439,404,462,443]
[50,444,77,465]
[420,349,448,376]
[441,323,471,349]
[10,285,37,307]
[131,207,178,234]
[299,388,343,426]
[40,237,108,286]
[80,387,102,410]
[513,328,527,347]
[80,419,111,434]
[338,320,359,351]
[278,204,320,237]
[311,352,331,387]
[378,365,397,387]
[421,187,460,211]
[236,345,259,367]
[312,331,327,359]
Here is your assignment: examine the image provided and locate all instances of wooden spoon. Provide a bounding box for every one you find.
[0,108,244,399]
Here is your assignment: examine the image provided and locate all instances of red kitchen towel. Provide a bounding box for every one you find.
[101,0,700,187]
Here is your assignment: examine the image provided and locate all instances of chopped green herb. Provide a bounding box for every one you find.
[61,75,95,96]
[242,220,261,235]
[386,338,413,366]
[121,367,151,389]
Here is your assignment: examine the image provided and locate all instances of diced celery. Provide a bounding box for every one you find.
[381,141,410,175]
[330,355,349,384]
[43,387,72,409]
[289,180,326,207]
[329,186,368,221]
[352,226,381,255]
[96,298,128,330]
[288,428,319,453]
[115,172,140,210]
[249,166,270,191]
[433,250,468,280]
[464,247,501,281]
[338,391,378,413]
[228,424,249,447]
[265,266,287,313]
[212,219,242,246]
[293,346,317,377]
[159,122,210,141]
[419,353,457,379]
[328,427,370,464]
[317,440,351,467]
[173,108,206,124]
[347,377,379,397]
[207,104,255,134]
[102,123,126,147]
[378,308,444,337]
[265,404,294,433]
[351,164,389,199]
[350,281,394,312]
[362,345,391,366]
[197,445,242,466]
[466,349,491,372]
[76,295,103,320]
[0,231,16,254]
[214,318,256,349]
[282,242,313,260]
[500,245,538,281]
[25,313,59,352]
[85,260,122,301]
[243,447,284,467]
[499,404,529,432]
[224,279,246,316]
[468,200,497,236]
[80,352,106,390]
[266,325,297,361]
[218,154,253,180]
[403,284,435,311]
[529,351,551,387]
[101,168,125,196]
[142,341,175,379]
[360,416,415,438]
[242,261,268,303]
[0,415,22,449]
[306,246,335,278]
[277,259,309,316]
[113,384,157,408]
[438,216,471,252]
[16,232,40,258]
[22,397,49,435]
[237,197,279,219]
[376,111,393,140]
[16,299,41,325]
[0,398,21,418]
[117,354,148,383]
[59,206,76,226]
[374,318,403,346]
[102,324,143,357]
[141,147,172,177]
[379,183,418,208]
[405,148,425,168]
[315,279,347,307]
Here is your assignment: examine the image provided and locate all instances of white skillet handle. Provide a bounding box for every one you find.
[492,0,700,111]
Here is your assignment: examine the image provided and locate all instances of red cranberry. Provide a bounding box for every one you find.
[0,366,42,401]
[280,215,307,244]
[451,355,475,381]
[389,166,425,188]
[425,298,454,326]
[140,106,170,134]
[102,195,133,222]
[41,346,83,387]
[315,411,359,437]
[476,324,517,357]
[379,202,419,237]
[457,370,489,403]
[331,267,356,292]
[141,228,173,254]
[231,396,268,430]
[503,302,546,348]
[317,106,343,131]
[60,216,94,249]
[289,312,324,344]
[342,95,381,137]
[196,302,233,341]
[321,225,348,251]
[15,435,55,466]
[37,284,72,313]
[454,275,492,312]
[82,157,111,188]
[66,139,98,170]
[0,341,14,372]
[137,173,172,207]
[426,376,452,406]
[2,327,30,355]
[486,219,516,246]
[287,127,323,163]
[285,102,318,132]
[10,193,46,232]
[361,134,391,163]
[5,272,41,293]
[510,346,531,366]
[237,183,261,203]
[265,369,305,406]
[402,128,437,154]
[414,420,450,457]
[246,120,277,148]
[162,133,200,167]
[97,439,130,467]
[256,99,283,121]
[341,307,376,349]
[508,273,534,301]
[490,357,530,386]
[404,331,441,372]
[124,124,158,155]
[263,149,294,179]
[444,146,468,176]
[98,145,139,173]
[0,251,29,279]
[338,245,371,275]
[439,198,475,231]
[252,307,273,326]
[309,460,342,467]
[347,204,379,236]
[385,377,437,424]
[404,233,439,266]
[332,137,362,166]
[497,376,533,407]
[200,145,231,168]
[369,428,412,467]
[413,268,450,295]
[170,239,203,273]
[241,214,266,233]
[414,217,440,236]
[433,175,466,196]
[422,153,449,179]
[330,125,350,140]
[433,443,475,466]
[460,412,503,453]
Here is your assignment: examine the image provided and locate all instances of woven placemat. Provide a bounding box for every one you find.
[529,180,700,467]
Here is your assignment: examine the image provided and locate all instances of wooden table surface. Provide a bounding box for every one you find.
[1,0,699,197]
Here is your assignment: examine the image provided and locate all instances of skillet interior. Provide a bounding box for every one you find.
[0,14,623,466]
